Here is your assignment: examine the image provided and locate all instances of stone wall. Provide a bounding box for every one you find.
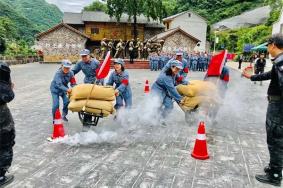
[0,56,39,65]
[162,31,197,53]
[36,26,87,62]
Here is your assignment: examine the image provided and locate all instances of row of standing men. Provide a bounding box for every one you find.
[149,51,212,72]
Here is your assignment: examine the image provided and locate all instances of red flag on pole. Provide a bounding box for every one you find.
[96,51,111,79]
[207,50,228,77]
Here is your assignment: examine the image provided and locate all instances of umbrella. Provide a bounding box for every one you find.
[251,43,268,51]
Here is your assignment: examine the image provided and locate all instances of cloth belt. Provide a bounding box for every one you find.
[267,95,282,101]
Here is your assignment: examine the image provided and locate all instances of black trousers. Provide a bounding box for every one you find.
[238,61,242,69]
[266,100,283,172]
[0,104,15,176]
[129,50,134,64]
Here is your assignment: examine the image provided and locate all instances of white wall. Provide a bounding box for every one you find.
[168,12,207,51]
[272,9,283,35]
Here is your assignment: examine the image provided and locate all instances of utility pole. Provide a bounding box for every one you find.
[213,31,219,55]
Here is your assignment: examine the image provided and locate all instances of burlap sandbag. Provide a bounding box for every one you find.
[177,80,217,97]
[182,96,217,110]
[68,100,115,116]
[70,84,115,101]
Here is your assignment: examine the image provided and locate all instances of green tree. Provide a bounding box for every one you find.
[162,0,177,17]
[175,0,265,24]
[84,1,108,12]
[0,38,6,54]
[0,17,17,54]
[214,25,272,52]
[0,17,18,40]
[107,0,165,40]
[265,0,282,26]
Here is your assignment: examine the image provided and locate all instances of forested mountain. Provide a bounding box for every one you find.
[165,0,268,24]
[0,0,62,42]
[4,0,63,31]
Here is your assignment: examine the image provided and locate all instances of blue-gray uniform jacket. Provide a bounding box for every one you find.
[179,58,189,78]
[190,55,199,69]
[191,55,199,64]
[150,55,160,69]
[50,69,76,95]
[152,72,183,103]
[160,55,170,67]
[199,55,208,64]
[72,59,100,84]
[164,55,170,64]
[107,70,132,108]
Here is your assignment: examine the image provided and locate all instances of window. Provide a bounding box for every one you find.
[91,28,99,34]
[188,13,191,18]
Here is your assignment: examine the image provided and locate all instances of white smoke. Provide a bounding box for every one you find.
[53,130,118,146]
[55,72,258,146]
[55,93,185,146]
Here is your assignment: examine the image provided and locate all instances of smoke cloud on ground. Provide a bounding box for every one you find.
[56,93,186,145]
[56,70,266,146]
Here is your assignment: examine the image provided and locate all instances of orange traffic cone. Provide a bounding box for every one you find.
[144,80,150,93]
[191,121,209,160]
[51,109,65,139]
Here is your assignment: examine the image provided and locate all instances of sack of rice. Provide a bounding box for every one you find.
[181,96,218,110]
[177,80,218,97]
[70,84,115,101]
[68,99,115,117]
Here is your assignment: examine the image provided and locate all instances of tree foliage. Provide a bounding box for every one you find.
[164,0,266,24]
[4,40,36,56]
[107,0,165,39]
[84,1,108,12]
[213,25,272,52]
[265,0,282,26]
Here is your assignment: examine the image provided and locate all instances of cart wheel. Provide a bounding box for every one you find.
[78,112,101,127]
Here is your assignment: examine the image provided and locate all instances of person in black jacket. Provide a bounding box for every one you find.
[254,53,266,85]
[238,54,243,69]
[245,35,283,187]
[0,62,15,187]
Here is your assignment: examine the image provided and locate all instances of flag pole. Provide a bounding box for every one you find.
[82,51,111,112]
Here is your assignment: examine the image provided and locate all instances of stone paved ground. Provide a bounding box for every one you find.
[4,63,279,188]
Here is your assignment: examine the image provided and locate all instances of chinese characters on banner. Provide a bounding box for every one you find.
[45,43,82,49]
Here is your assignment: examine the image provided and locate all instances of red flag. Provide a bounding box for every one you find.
[96,51,111,79]
[227,53,236,60]
[207,50,228,77]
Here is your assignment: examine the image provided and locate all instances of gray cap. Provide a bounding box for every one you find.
[80,49,90,56]
[170,60,183,69]
[114,58,125,66]
[176,50,183,56]
[61,59,72,68]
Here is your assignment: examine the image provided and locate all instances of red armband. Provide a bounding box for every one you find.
[183,67,189,73]
[176,76,183,83]
[223,75,229,82]
[122,79,129,85]
[70,77,77,85]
